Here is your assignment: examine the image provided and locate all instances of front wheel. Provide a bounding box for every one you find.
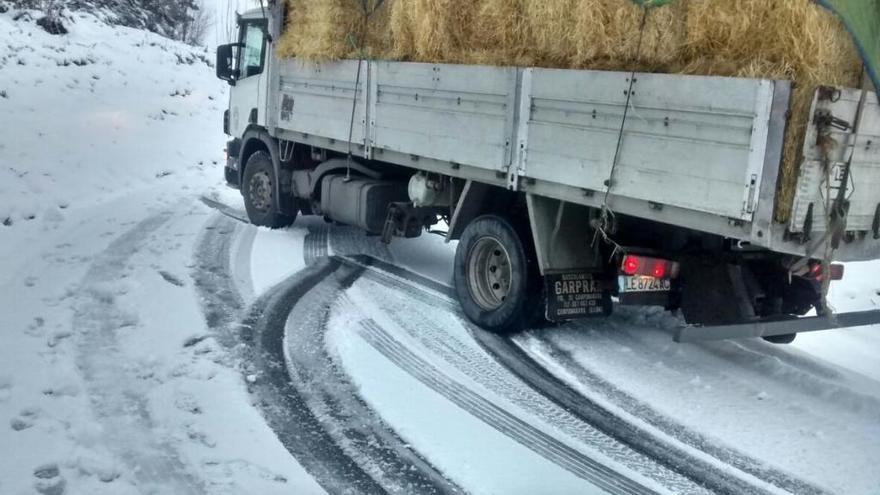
[454,215,536,333]
[242,151,296,229]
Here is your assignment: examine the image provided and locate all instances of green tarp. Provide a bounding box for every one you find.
[816,0,880,94]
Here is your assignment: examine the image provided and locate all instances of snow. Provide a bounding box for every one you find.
[2,3,880,495]
[793,261,880,381]
[324,268,707,494]
[515,301,880,493]
[327,309,606,495]
[385,232,456,287]
[0,10,222,226]
[0,9,323,495]
[248,227,307,295]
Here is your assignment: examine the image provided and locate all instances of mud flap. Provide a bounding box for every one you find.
[544,272,612,322]
[680,259,755,326]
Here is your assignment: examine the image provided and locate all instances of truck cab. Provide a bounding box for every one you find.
[217,9,272,186]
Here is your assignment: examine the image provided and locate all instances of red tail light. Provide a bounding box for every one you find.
[652,262,667,279]
[621,255,679,279]
[809,263,845,281]
[623,256,640,275]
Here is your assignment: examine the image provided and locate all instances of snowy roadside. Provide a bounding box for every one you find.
[0,8,221,226]
[0,10,323,495]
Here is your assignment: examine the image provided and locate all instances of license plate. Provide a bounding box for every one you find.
[619,275,671,293]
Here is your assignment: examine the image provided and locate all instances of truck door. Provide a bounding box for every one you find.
[229,18,268,138]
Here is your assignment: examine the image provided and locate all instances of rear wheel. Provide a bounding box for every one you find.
[242,151,296,229]
[454,215,536,333]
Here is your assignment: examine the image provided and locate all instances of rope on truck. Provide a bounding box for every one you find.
[344,0,386,180]
[593,6,652,260]
[815,69,870,313]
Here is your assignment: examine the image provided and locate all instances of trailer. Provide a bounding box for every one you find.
[215,6,880,343]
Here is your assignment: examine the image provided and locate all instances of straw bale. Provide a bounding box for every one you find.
[277,0,390,60]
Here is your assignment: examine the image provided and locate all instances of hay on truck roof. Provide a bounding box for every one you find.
[276,0,392,61]
[277,0,868,225]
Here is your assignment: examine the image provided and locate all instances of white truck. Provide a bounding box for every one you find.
[216,5,880,344]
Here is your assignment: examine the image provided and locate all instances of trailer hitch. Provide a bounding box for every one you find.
[381,202,441,244]
[675,309,880,343]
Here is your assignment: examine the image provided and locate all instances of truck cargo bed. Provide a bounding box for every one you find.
[269,58,880,262]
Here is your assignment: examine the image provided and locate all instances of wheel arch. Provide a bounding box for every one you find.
[238,126,275,185]
[448,181,531,244]
[238,126,296,215]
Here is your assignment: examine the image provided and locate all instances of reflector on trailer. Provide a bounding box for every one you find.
[808,263,845,281]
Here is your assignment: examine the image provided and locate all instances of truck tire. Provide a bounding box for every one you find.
[242,151,296,229]
[454,215,535,333]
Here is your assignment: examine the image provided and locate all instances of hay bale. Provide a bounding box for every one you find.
[570,0,686,70]
[277,0,391,60]
[677,0,862,222]
[390,0,486,63]
[278,0,864,223]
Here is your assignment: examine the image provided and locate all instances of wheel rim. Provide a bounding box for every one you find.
[248,171,273,212]
[466,236,513,311]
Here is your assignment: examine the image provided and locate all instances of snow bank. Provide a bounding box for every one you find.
[0,8,226,228]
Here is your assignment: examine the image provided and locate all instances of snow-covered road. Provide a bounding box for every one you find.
[193,198,880,494]
[3,179,879,495]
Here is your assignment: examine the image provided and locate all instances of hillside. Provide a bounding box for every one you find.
[0,3,223,227]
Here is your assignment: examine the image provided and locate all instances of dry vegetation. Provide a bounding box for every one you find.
[277,0,865,222]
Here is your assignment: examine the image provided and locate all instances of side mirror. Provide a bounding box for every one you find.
[216,44,239,85]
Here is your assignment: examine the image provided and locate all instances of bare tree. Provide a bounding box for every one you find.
[180,0,214,46]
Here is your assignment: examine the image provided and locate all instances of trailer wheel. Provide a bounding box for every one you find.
[242,151,296,229]
[454,215,535,333]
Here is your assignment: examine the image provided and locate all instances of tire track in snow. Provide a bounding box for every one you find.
[282,262,461,495]
[356,318,660,495]
[193,208,819,494]
[196,205,455,493]
[74,211,204,494]
[238,260,392,495]
[527,333,872,488]
[347,255,830,495]
[481,334,829,495]
[192,214,250,346]
[351,280,708,494]
[192,214,388,494]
